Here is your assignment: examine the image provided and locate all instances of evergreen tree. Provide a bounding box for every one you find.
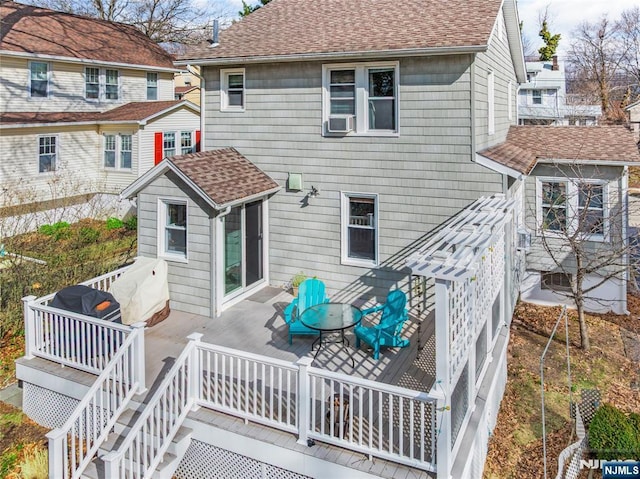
[538,21,561,61]
[239,0,271,18]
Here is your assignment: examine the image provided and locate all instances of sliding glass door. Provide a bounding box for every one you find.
[223,200,264,296]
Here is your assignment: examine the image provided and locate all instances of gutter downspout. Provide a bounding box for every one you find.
[621,166,630,314]
[187,65,205,151]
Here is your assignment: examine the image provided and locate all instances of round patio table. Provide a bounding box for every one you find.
[300,303,362,367]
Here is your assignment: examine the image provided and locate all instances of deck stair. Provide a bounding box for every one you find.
[82,399,193,479]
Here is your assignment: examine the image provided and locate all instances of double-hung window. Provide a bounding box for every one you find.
[163,132,176,157]
[38,136,57,172]
[104,135,117,168]
[221,68,245,111]
[341,193,378,266]
[85,67,100,99]
[577,183,604,235]
[105,69,119,100]
[324,62,398,135]
[538,178,607,240]
[147,72,158,100]
[160,200,187,260]
[30,62,49,98]
[180,132,193,154]
[120,135,132,169]
[103,134,133,169]
[532,89,542,105]
[541,181,567,232]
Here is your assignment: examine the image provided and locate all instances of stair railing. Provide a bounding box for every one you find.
[102,333,201,478]
[46,322,146,479]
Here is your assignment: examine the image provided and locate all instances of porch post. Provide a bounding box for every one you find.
[22,295,37,359]
[434,279,452,479]
[296,357,313,446]
[130,322,146,394]
[46,429,65,479]
[187,333,203,408]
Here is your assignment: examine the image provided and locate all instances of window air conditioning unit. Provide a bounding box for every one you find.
[328,115,354,133]
[517,228,531,252]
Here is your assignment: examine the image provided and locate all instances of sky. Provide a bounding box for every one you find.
[517,0,638,58]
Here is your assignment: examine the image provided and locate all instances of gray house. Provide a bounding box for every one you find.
[160,0,527,316]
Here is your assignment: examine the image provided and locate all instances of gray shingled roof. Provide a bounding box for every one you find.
[479,126,640,175]
[178,0,503,62]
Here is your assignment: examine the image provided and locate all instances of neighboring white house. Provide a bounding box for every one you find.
[0,1,200,230]
[518,56,602,126]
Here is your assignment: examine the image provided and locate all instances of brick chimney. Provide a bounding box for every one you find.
[552,55,559,71]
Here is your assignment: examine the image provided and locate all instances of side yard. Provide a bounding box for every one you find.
[484,300,640,478]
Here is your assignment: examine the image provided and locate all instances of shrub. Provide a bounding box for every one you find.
[589,403,640,460]
[291,272,306,288]
[77,226,100,244]
[39,222,70,241]
[123,215,137,231]
[106,217,123,230]
[17,445,48,479]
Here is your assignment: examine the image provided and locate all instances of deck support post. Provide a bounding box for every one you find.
[22,295,37,359]
[434,279,452,479]
[187,333,203,409]
[130,322,147,394]
[296,357,313,446]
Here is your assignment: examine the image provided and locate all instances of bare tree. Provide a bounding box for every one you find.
[617,6,640,104]
[534,164,633,350]
[22,0,234,44]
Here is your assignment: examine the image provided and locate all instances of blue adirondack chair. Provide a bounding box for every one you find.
[355,290,410,360]
[283,278,329,344]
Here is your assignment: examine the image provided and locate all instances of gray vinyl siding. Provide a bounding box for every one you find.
[203,55,504,299]
[137,173,213,317]
[524,164,625,274]
[474,7,518,151]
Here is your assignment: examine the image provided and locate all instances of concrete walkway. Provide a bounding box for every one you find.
[0,382,22,409]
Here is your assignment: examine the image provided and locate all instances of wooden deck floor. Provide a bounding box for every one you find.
[142,286,436,395]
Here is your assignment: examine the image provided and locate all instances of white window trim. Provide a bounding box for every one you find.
[163,130,195,157]
[157,198,189,263]
[220,68,245,112]
[322,61,400,137]
[28,61,50,99]
[102,133,133,170]
[487,70,495,135]
[147,72,159,101]
[340,191,379,267]
[37,134,58,174]
[535,177,609,242]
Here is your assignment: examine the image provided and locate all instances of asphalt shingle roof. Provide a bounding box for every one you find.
[0,101,191,125]
[179,0,503,62]
[0,1,175,69]
[168,149,279,205]
[479,126,640,175]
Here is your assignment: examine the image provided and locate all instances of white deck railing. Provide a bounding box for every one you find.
[22,266,135,374]
[102,334,201,478]
[46,325,145,479]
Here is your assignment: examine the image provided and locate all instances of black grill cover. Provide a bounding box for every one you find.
[51,285,120,321]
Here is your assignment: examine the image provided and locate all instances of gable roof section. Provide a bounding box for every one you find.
[122,148,280,208]
[0,1,175,70]
[477,126,640,176]
[0,100,199,128]
[178,0,503,64]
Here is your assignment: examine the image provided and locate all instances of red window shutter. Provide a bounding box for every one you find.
[154,132,163,165]
[195,130,201,152]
